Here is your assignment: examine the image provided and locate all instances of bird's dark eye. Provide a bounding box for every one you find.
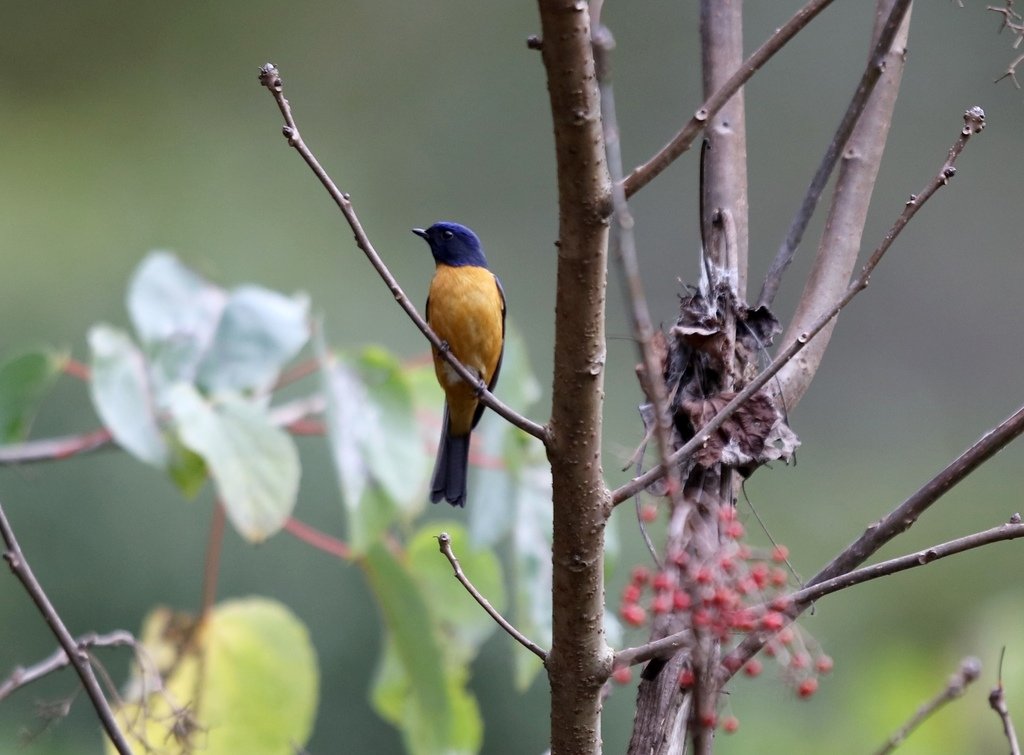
[442,230,454,240]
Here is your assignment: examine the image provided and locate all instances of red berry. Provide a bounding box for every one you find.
[797,677,818,699]
[651,594,672,615]
[770,568,788,587]
[790,652,810,670]
[750,563,769,589]
[631,566,651,585]
[695,566,714,584]
[672,590,691,611]
[611,666,632,685]
[693,608,712,628]
[622,603,647,627]
[777,627,795,645]
[722,715,740,733]
[761,611,785,631]
[729,609,757,632]
[770,596,791,613]
[743,659,763,677]
[771,544,789,562]
[652,571,673,592]
[816,655,834,674]
[718,507,736,522]
[719,555,735,573]
[699,711,717,729]
[725,520,745,539]
[623,583,642,603]
[679,668,695,688]
[723,655,743,673]
[640,504,658,522]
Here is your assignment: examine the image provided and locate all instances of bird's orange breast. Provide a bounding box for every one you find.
[427,264,505,435]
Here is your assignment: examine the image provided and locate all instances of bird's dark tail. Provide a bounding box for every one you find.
[430,407,470,507]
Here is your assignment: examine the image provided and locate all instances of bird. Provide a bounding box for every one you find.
[413,221,505,507]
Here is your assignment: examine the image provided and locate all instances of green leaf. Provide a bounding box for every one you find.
[127,251,227,392]
[111,598,318,755]
[0,348,67,442]
[467,325,542,546]
[407,523,505,666]
[167,384,299,542]
[197,285,310,395]
[372,639,482,755]
[319,339,429,551]
[88,324,168,466]
[364,542,454,752]
[511,460,554,692]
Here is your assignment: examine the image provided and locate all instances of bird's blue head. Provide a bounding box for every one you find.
[412,221,489,268]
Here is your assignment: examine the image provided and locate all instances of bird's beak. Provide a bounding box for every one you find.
[412,228,428,240]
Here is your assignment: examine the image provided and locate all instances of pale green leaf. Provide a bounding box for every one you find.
[356,347,428,506]
[127,251,227,392]
[197,285,310,394]
[168,384,299,541]
[0,348,67,442]
[88,324,168,466]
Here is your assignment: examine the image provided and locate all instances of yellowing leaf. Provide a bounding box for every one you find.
[111,598,318,755]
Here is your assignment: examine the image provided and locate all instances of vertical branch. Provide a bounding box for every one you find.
[535,1,614,753]
[700,0,749,295]
[774,0,913,410]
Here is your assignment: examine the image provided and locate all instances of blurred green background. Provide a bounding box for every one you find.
[2,2,1023,753]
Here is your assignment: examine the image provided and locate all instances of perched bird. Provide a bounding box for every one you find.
[413,222,505,507]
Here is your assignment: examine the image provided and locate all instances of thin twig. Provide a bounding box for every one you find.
[622,0,838,198]
[436,532,546,661]
[990,647,1022,755]
[787,518,1024,607]
[757,0,913,309]
[257,64,546,444]
[615,519,1024,670]
[592,17,684,516]
[611,107,986,507]
[0,427,113,465]
[283,517,351,560]
[720,401,1024,679]
[0,501,133,755]
[874,657,982,755]
[0,630,137,702]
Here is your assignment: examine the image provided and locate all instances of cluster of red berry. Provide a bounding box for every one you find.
[612,507,833,732]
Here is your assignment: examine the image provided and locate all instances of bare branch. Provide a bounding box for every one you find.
[436,532,546,661]
[990,648,1022,755]
[874,657,982,755]
[592,17,684,515]
[622,0,838,198]
[757,0,913,309]
[611,107,986,507]
[0,630,136,702]
[257,63,547,444]
[773,0,912,411]
[0,501,133,755]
